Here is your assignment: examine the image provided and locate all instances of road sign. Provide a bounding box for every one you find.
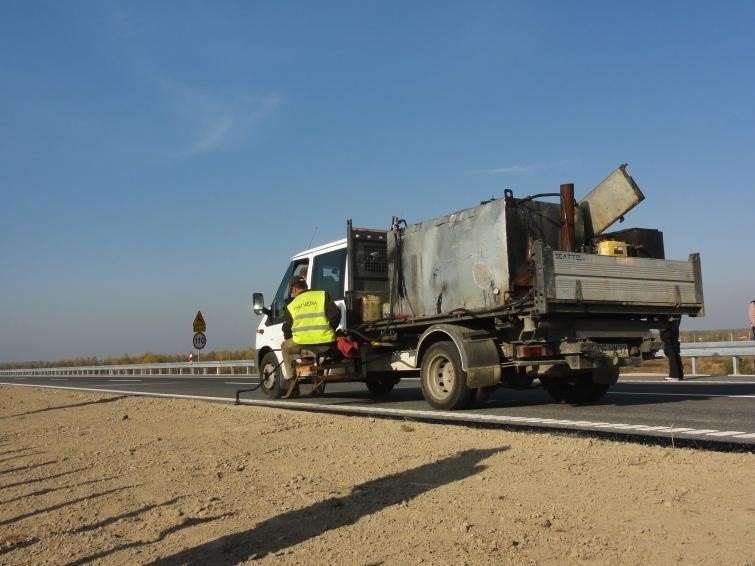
[193,332,207,350]
[193,311,206,332]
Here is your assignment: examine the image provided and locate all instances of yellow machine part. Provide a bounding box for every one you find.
[597,240,629,257]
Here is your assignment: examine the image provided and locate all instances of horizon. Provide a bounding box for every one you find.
[2,327,753,368]
[2,2,754,363]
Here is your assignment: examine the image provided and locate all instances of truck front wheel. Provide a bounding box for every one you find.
[259,351,285,398]
[540,370,612,404]
[421,342,472,410]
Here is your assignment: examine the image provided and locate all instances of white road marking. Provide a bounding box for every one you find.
[224,381,259,385]
[706,430,747,437]
[621,378,755,385]
[109,379,142,382]
[1,382,752,443]
[611,391,755,399]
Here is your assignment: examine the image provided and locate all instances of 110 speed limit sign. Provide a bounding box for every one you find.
[192,332,207,350]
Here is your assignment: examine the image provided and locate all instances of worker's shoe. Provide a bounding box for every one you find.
[664,376,684,381]
[282,378,300,399]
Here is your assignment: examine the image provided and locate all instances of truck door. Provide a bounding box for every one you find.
[256,259,310,354]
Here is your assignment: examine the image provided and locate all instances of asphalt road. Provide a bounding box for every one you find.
[2,374,754,448]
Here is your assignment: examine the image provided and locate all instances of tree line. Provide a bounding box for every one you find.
[2,328,750,370]
[0,349,256,370]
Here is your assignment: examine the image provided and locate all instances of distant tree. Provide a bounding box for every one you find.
[139,352,160,364]
[1,347,258,369]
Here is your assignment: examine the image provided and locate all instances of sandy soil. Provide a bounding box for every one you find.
[1,385,753,565]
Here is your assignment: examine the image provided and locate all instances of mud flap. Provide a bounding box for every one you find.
[417,324,503,389]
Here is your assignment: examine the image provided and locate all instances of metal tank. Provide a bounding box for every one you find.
[387,196,562,318]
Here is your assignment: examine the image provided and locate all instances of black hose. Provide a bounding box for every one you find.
[234,358,283,403]
[513,192,561,205]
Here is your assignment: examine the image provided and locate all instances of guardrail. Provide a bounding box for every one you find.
[679,341,755,375]
[0,360,257,377]
[1,342,753,377]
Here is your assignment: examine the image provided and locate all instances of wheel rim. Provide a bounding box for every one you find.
[261,361,278,389]
[425,352,456,400]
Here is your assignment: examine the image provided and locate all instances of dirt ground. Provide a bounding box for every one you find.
[1,386,753,565]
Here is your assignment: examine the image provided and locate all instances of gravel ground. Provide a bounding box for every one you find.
[1,385,753,565]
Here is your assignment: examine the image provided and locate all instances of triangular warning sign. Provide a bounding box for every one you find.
[193,310,206,332]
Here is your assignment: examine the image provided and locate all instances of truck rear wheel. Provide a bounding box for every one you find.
[366,373,399,397]
[421,342,472,410]
[540,371,611,404]
[259,351,285,398]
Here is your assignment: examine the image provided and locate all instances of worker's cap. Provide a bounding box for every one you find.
[289,275,307,290]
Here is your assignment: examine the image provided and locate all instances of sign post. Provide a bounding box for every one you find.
[192,311,207,363]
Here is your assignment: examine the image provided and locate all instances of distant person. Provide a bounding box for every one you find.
[280,276,341,398]
[749,300,755,340]
[661,317,684,381]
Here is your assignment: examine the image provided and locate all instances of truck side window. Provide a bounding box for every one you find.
[312,248,347,300]
[268,259,309,325]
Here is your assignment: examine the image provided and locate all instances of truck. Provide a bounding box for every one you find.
[251,165,704,410]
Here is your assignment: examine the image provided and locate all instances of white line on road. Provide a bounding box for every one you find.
[224,381,259,385]
[1,382,752,443]
[706,430,747,437]
[621,379,755,385]
[109,379,142,382]
[611,391,755,399]
[93,381,180,387]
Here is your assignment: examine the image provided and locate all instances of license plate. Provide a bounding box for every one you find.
[597,343,629,358]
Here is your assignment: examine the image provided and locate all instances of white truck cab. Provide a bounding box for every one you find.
[252,239,349,396]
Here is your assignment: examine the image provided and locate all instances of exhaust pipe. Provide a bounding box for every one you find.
[560,183,576,251]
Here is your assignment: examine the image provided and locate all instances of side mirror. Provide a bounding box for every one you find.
[252,293,271,316]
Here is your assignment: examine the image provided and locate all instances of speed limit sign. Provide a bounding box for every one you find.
[192,332,207,350]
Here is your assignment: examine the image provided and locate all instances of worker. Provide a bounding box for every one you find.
[749,300,755,340]
[280,275,341,398]
[660,317,684,381]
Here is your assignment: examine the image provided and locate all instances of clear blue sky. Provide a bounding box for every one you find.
[2,1,754,363]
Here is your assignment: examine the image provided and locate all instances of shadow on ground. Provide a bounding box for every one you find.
[152,447,505,564]
[1,395,128,419]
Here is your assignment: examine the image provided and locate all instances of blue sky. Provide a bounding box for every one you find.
[1,1,754,362]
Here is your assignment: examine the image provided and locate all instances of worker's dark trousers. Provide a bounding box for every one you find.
[662,338,684,378]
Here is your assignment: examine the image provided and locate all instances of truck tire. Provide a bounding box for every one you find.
[420,342,473,410]
[259,351,285,399]
[366,373,398,397]
[473,386,496,406]
[540,370,611,404]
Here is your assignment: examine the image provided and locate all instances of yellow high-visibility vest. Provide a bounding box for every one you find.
[287,290,336,345]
